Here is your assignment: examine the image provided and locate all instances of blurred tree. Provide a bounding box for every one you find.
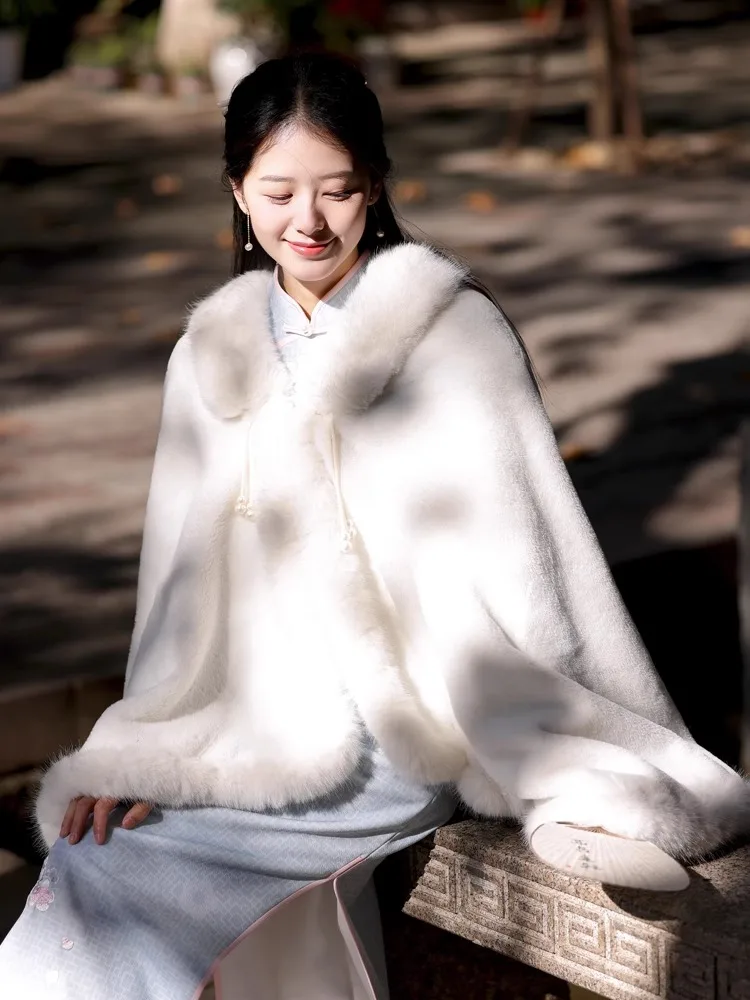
[217,0,384,53]
[0,0,53,24]
[1,0,102,79]
[587,0,642,159]
[509,0,644,170]
[156,0,236,75]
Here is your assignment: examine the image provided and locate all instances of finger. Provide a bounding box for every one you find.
[60,798,80,840]
[93,797,119,846]
[122,802,152,830]
[68,796,95,845]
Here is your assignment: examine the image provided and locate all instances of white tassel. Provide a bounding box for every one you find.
[235,422,256,520]
[325,414,358,552]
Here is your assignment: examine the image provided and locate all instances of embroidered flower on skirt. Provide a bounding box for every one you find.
[28,861,59,911]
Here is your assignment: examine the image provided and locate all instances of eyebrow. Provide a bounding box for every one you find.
[258,171,355,182]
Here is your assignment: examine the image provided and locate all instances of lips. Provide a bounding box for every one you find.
[287,239,333,258]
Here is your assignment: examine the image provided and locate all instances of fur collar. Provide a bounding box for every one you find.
[186,243,468,420]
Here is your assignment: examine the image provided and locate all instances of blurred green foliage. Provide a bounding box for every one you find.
[68,11,158,69]
[0,0,55,28]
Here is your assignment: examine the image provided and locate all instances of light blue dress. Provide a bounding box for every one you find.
[0,259,456,1000]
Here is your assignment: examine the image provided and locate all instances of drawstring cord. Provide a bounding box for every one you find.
[325,413,358,553]
[234,412,358,553]
[234,422,256,520]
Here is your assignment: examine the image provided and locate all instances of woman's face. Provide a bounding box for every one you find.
[234,124,379,285]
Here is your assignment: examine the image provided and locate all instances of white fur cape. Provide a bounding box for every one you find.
[35,244,750,858]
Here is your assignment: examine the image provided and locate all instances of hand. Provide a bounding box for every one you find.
[60,797,153,846]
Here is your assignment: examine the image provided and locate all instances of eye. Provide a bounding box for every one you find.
[325,189,355,201]
[266,194,292,204]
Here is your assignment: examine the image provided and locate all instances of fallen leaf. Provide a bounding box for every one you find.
[561,141,614,171]
[0,417,32,440]
[559,442,594,462]
[150,326,181,344]
[214,227,234,250]
[119,308,142,326]
[394,179,427,204]
[463,190,497,213]
[515,147,556,172]
[729,226,750,249]
[115,197,138,220]
[152,173,183,196]
[144,251,179,272]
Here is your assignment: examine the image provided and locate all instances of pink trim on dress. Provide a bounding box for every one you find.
[191,855,376,1000]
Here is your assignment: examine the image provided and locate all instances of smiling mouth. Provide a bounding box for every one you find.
[287,239,332,248]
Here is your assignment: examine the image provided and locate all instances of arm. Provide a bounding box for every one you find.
[123,336,204,697]
[406,291,748,858]
[58,336,204,845]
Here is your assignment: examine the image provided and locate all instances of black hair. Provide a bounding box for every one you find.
[222,52,538,387]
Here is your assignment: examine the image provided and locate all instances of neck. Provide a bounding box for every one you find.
[280,247,360,319]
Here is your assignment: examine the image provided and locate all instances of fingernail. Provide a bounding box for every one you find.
[68,834,77,845]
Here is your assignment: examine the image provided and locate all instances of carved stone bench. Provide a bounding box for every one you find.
[404,820,750,1000]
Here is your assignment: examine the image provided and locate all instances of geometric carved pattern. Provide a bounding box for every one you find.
[405,836,750,1000]
[458,858,504,928]
[410,846,456,910]
[608,916,661,994]
[670,944,716,1000]
[506,875,555,953]
[556,897,607,964]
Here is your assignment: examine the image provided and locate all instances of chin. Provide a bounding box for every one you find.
[279,244,355,282]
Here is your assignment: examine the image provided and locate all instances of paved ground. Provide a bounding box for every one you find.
[1,19,750,695]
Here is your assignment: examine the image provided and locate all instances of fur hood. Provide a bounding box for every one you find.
[35,244,750,860]
[188,242,468,421]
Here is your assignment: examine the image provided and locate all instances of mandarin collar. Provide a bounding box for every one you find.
[269,252,370,340]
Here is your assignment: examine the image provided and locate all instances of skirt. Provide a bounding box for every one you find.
[0,742,456,1000]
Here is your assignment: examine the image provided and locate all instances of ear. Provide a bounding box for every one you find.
[368,179,383,206]
[231,181,248,214]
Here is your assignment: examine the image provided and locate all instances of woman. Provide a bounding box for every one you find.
[1,53,748,1000]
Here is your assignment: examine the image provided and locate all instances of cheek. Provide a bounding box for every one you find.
[335,198,368,238]
[247,201,288,238]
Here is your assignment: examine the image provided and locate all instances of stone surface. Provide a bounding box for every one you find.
[0,675,123,774]
[405,821,750,1000]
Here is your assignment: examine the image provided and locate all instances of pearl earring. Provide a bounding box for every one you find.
[371,204,384,238]
[244,213,253,252]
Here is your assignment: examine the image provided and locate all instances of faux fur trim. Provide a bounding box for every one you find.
[185,244,469,421]
[187,270,275,420]
[34,736,367,852]
[457,762,524,819]
[521,767,750,863]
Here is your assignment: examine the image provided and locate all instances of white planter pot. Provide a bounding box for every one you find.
[357,35,397,96]
[0,28,24,93]
[210,37,262,107]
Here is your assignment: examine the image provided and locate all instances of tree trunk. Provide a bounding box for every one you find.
[504,0,566,153]
[585,0,614,142]
[156,0,237,75]
[609,0,643,146]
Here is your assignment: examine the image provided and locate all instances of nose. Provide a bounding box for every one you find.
[293,196,327,237]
